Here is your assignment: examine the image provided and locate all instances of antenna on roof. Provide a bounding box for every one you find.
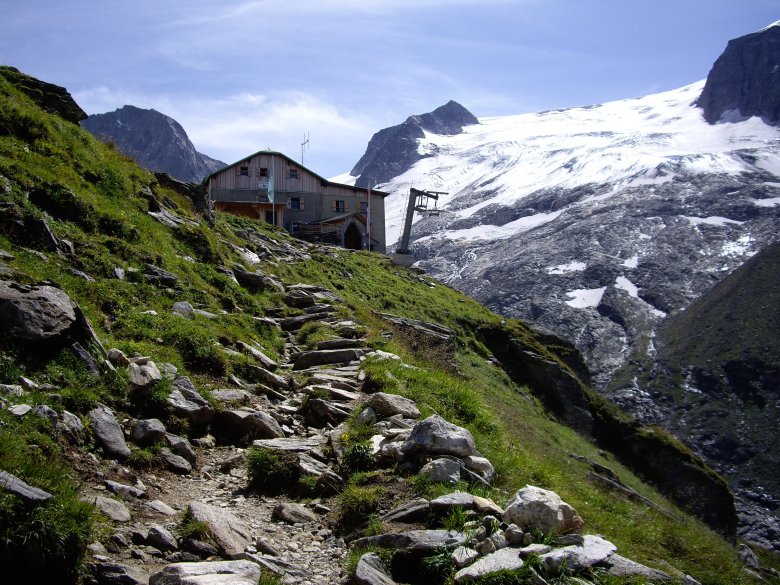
[300,132,310,165]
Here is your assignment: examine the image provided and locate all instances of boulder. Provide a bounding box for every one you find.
[146,524,178,552]
[0,470,53,503]
[271,502,317,524]
[186,501,252,559]
[131,418,167,446]
[142,264,178,288]
[149,560,261,585]
[503,485,584,535]
[419,458,461,484]
[159,447,193,475]
[352,529,469,555]
[243,364,289,389]
[127,360,162,389]
[452,546,479,569]
[379,498,431,524]
[540,534,617,573]
[93,495,131,522]
[166,433,197,467]
[292,348,363,370]
[462,456,495,483]
[454,547,524,583]
[88,404,131,460]
[354,552,398,585]
[214,408,284,444]
[89,561,148,585]
[168,377,215,424]
[104,479,146,500]
[401,415,478,459]
[604,554,673,582]
[58,409,86,444]
[233,264,267,292]
[0,280,76,343]
[366,392,420,419]
[236,341,278,370]
[146,500,178,516]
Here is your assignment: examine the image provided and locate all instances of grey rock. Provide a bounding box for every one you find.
[159,447,192,475]
[352,529,469,554]
[88,404,131,460]
[58,409,86,444]
[355,406,377,426]
[504,524,525,546]
[271,502,317,524]
[104,479,146,499]
[540,534,617,573]
[127,360,162,389]
[292,348,363,370]
[452,546,479,568]
[148,559,260,585]
[605,554,673,582]
[503,485,584,535]
[236,340,278,370]
[0,280,76,343]
[142,264,178,288]
[146,500,178,516]
[243,363,290,389]
[93,496,132,522]
[211,388,252,406]
[419,458,461,484]
[215,408,284,444]
[0,469,53,503]
[32,403,59,425]
[232,264,267,293]
[168,377,215,424]
[476,538,496,555]
[89,561,148,585]
[146,524,178,552]
[9,403,32,416]
[131,418,167,446]
[186,501,252,559]
[462,456,495,483]
[454,547,524,583]
[107,348,130,366]
[518,543,552,558]
[380,498,431,524]
[401,415,478,458]
[166,433,197,467]
[366,392,420,419]
[354,552,398,585]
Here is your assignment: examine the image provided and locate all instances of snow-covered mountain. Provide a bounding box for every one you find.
[342,23,780,546]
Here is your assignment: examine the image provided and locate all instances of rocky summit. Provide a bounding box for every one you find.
[81,105,225,183]
[345,23,780,546]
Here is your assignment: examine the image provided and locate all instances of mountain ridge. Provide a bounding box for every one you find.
[81,105,225,183]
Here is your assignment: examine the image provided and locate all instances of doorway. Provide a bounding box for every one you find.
[344,223,362,250]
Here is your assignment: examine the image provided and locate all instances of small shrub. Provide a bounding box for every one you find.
[177,515,210,541]
[258,571,284,585]
[337,484,382,529]
[246,447,299,494]
[340,441,375,475]
[439,507,469,532]
[126,445,159,470]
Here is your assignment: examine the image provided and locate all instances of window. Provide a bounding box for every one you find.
[360,200,368,214]
[332,200,346,213]
[290,197,302,210]
[239,166,249,176]
[288,168,299,179]
[258,167,268,178]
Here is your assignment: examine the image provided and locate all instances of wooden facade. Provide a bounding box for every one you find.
[207,150,387,252]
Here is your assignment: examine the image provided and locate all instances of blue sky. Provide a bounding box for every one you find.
[1,0,778,177]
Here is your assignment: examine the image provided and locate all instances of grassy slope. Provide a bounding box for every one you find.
[0,71,776,583]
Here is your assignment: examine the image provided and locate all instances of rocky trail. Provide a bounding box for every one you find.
[1,262,773,584]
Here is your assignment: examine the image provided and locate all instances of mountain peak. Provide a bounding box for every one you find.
[81,105,225,183]
[697,25,780,124]
[350,100,477,187]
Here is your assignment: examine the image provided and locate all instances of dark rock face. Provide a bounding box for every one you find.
[616,240,780,549]
[698,24,780,123]
[350,100,477,188]
[0,66,86,123]
[81,106,225,183]
[0,280,77,343]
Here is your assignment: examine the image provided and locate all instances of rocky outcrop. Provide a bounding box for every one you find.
[81,106,225,183]
[698,23,780,123]
[350,101,477,188]
[0,65,86,123]
[0,280,77,344]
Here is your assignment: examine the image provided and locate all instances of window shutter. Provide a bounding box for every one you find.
[286,196,291,209]
[300,199,305,211]
[331,200,337,212]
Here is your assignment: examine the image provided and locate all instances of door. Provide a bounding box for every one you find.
[344,222,362,250]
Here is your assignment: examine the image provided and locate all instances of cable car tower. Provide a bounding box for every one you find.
[395,187,447,255]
